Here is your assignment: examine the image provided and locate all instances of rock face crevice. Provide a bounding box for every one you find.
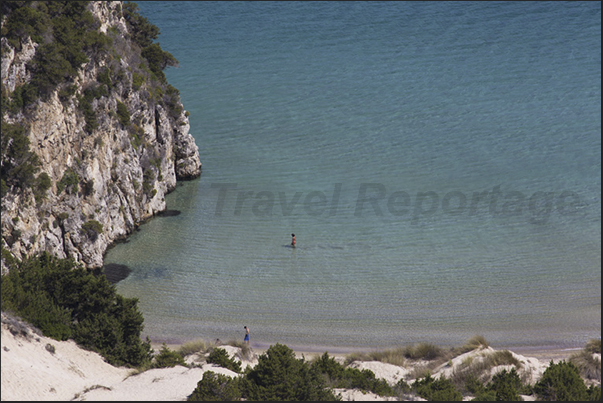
[1,1,201,271]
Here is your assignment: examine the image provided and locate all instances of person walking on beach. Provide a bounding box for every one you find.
[291,233,296,247]
[244,326,250,346]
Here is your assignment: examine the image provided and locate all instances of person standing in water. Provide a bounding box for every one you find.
[291,234,296,247]
[244,326,250,346]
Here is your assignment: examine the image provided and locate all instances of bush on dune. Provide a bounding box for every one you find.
[207,347,242,373]
[153,343,186,368]
[241,343,338,401]
[188,371,242,401]
[188,343,341,401]
[1,252,152,367]
[413,373,463,401]
[533,360,597,401]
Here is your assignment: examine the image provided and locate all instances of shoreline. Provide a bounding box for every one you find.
[150,339,585,363]
[3,311,598,401]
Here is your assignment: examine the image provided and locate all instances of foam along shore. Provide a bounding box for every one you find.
[1,313,600,401]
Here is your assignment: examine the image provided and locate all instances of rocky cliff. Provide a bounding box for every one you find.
[1,1,201,271]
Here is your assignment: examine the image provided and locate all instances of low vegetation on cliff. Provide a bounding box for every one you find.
[1,0,179,197]
[1,1,201,269]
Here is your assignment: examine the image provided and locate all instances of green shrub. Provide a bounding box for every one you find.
[339,367,393,396]
[3,2,112,107]
[1,119,40,191]
[58,83,77,103]
[587,385,601,401]
[141,43,178,83]
[311,351,394,396]
[394,378,412,397]
[82,178,95,197]
[81,220,103,240]
[471,389,497,401]
[534,360,589,401]
[413,374,463,401]
[132,72,145,90]
[97,67,112,89]
[153,343,186,368]
[164,84,183,118]
[123,1,160,48]
[1,5,49,48]
[240,343,339,401]
[311,352,344,382]
[57,168,79,195]
[34,172,51,202]
[6,82,39,113]
[79,84,110,134]
[487,368,523,401]
[207,348,242,373]
[1,178,8,198]
[142,168,155,195]
[116,101,130,126]
[0,252,152,367]
[80,97,98,133]
[188,371,242,401]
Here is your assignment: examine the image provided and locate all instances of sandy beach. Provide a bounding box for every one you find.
[2,312,599,401]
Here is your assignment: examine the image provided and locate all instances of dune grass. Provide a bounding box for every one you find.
[177,339,213,357]
[458,335,490,353]
[570,339,601,382]
[449,349,522,392]
[344,347,407,367]
[343,336,492,368]
[225,339,253,361]
[403,342,447,361]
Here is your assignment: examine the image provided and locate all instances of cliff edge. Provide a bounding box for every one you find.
[1,1,201,271]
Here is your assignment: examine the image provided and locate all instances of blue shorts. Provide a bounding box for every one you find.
[244,334,249,341]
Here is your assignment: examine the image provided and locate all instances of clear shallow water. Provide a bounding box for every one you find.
[105,1,601,351]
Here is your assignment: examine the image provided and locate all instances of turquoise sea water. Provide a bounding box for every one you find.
[105,1,601,351]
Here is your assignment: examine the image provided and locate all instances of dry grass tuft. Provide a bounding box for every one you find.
[177,339,212,357]
[570,339,601,382]
[225,339,253,361]
[459,335,490,354]
[403,342,446,361]
[484,350,521,368]
[344,348,407,366]
[1,312,43,340]
[449,349,521,391]
[584,339,601,355]
[372,347,407,366]
[408,363,432,381]
[450,350,521,390]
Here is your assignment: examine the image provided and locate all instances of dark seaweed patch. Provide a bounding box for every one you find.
[157,209,181,217]
[103,263,132,284]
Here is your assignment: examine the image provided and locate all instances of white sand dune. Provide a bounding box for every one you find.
[1,312,593,401]
[1,313,130,401]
